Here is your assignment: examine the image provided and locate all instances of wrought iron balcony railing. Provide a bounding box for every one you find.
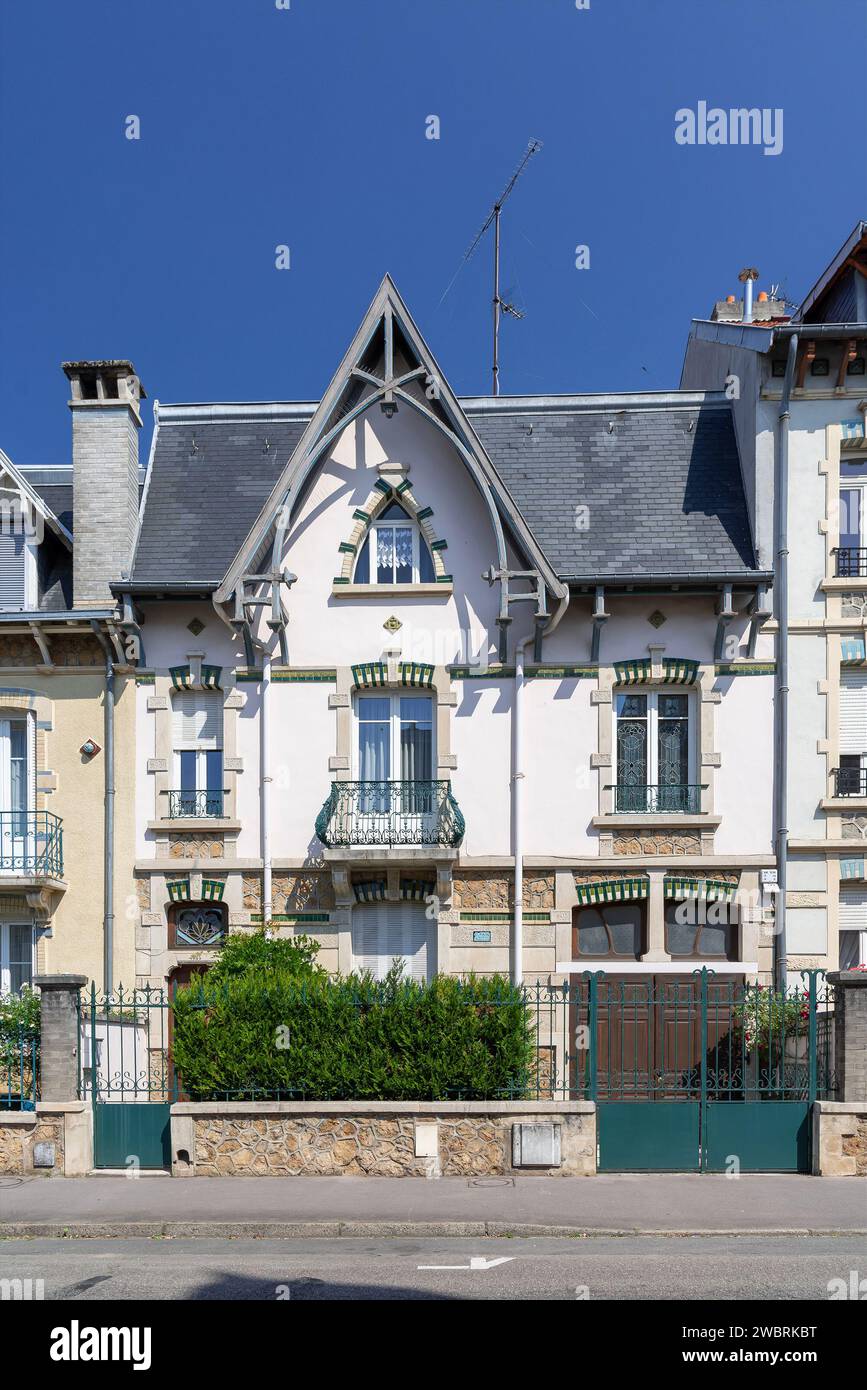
[609,784,703,814]
[832,766,867,797]
[833,547,867,578]
[167,790,225,818]
[315,780,465,848]
[0,811,63,878]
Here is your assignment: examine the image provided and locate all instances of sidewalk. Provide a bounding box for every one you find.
[1,1173,865,1238]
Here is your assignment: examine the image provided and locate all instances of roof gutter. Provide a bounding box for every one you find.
[774,331,798,990]
[774,323,867,338]
[111,581,219,597]
[563,571,773,587]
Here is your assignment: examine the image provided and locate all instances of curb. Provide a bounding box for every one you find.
[1,1222,865,1240]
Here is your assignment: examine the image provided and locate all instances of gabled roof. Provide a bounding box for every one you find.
[465,395,760,581]
[0,448,73,548]
[129,390,762,591]
[130,408,310,588]
[793,220,867,324]
[213,275,566,604]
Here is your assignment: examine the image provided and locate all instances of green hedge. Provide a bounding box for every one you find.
[171,963,534,1101]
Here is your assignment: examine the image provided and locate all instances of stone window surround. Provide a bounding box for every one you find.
[333,464,451,590]
[591,648,721,854]
[0,689,52,810]
[819,425,867,817]
[328,660,457,783]
[560,867,760,968]
[146,671,244,837]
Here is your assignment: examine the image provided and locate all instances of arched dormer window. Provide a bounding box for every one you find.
[353,501,436,585]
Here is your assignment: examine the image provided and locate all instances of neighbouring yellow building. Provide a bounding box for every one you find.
[0,361,142,992]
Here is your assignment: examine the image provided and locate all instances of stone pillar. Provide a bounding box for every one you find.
[34,975,87,1102]
[641,870,668,963]
[827,971,867,1102]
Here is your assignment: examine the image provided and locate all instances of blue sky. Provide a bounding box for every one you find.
[1,0,865,465]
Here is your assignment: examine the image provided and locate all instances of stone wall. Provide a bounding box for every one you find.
[452,874,555,910]
[172,1101,596,1178]
[613,831,702,856]
[0,1111,64,1176]
[812,1102,867,1176]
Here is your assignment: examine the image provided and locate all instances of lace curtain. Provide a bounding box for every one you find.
[377,526,412,576]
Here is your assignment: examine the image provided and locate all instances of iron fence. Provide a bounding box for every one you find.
[832,766,867,797]
[0,810,63,877]
[834,546,867,578]
[1,1029,38,1110]
[167,790,224,818]
[516,970,835,1103]
[79,984,175,1103]
[315,779,465,847]
[609,784,703,814]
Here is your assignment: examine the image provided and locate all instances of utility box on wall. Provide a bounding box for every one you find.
[512,1122,561,1168]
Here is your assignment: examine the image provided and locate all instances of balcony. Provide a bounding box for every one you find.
[832,767,867,798]
[0,811,63,879]
[315,780,465,849]
[833,547,867,578]
[167,790,224,818]
[610,784,703,814]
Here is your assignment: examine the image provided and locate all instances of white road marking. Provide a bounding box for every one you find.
[417,1256,515,1271]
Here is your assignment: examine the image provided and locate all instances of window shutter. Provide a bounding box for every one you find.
[840,670,867,754]
[171,691,223,749]
[839,886,867,932]
[0,533,26,610]
[351,902,429,982]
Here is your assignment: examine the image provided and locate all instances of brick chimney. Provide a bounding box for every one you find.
[62,360,146,608]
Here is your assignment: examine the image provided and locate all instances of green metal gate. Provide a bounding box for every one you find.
[80,985,175,1170]
[524,970,835,1173]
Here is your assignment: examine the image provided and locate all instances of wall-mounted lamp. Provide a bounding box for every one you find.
[380,398,398,419]
[80,738,101,758]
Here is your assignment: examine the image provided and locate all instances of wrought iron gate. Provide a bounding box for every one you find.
[80,985,174,1170]
[525,970,835,1173]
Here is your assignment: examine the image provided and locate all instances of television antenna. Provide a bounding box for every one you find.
[462,139,543,395]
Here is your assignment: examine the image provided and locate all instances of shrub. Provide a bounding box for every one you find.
[732,985,810,1055]
[0,986,40,1081]
[171,962,534,1101]
[204,928,326,987]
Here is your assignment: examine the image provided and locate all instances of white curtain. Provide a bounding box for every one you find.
[358,698,390,780]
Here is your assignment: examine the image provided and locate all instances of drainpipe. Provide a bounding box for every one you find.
[510,589,570,986]
[774,332,798,990]
[89,622,115,992]
[261,645,272,931]
[512,633,533,986]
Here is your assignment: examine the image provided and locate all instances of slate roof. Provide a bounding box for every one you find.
[131,419,308,586]
[127,396,761,589]
[465,400,759,580]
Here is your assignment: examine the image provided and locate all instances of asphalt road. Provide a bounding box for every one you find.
[1,1236,864,1301]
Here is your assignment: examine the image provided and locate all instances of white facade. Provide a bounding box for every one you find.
[130,366,777,989]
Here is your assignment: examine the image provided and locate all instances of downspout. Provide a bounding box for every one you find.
[261,645,272,931]
[511,588,570,987]
[212,590,278,935]
[774,332,798,990]
[512,633,532,986]
[90,622,115,993]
